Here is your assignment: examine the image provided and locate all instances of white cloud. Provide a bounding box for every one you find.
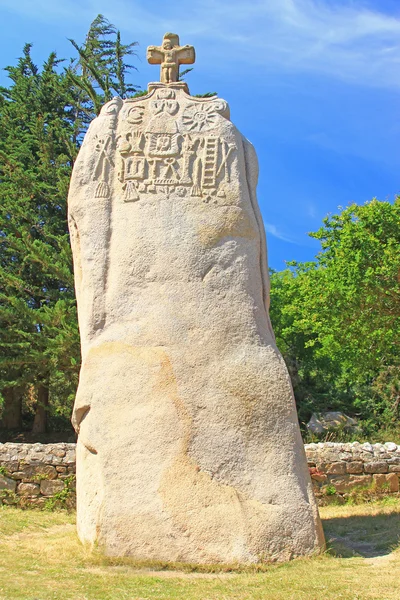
[265,223,297,243]
[3,0,400,88]
[198,0,400,88]
[306,203,317,219]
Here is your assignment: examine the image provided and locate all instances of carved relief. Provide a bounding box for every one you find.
[182,103,218,132]
[118,131,146,202]
[127,105,145,125]
[147,33,195,84]
[116,94,235,202]
[93,135,115,199]
[146,133,181,157]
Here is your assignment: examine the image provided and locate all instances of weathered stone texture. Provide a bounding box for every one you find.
[17,483,40,496]
[0,442,399,508]
[306,441,400,502]
[364,462,388,474]
[40,480,65,496]
[0,474,16,492]
[68,78,325,564]
[0,443,75,507]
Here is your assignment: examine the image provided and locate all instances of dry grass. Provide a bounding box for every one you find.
[0,499,399,599]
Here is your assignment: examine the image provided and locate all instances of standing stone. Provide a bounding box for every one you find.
[68,33,324,563]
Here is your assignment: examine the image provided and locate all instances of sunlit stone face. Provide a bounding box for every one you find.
[68,41,325,562]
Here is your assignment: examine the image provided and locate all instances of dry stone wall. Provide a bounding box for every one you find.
[0,443,76,508]
[0,442,399,508]
[306,442,400,503]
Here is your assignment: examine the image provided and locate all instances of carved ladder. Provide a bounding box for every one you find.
[202,137,218,189]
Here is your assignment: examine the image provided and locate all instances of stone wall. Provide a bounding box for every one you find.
[0,443,76,508]
[306,441,400,503]
[0,442,399,508]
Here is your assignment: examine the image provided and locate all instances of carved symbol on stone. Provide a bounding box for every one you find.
[101,96,122,116]
[147,133,180,157]
[182,103,218,132]
[180,135,196,185]
[123,181,140,202]
[157,136,171,152]
[161,157,180,182]
[151,90,179,115]
[147,158,163,182]
[118,132,146,194]
[151,98,179,116]
[203,189,218,204]
[217,141,235,184]
[191,156,202,197]
[119,131,144,157]
[187,137,235,198]
[176,186,186,197]
[154,170,180,185]
[127,105,145,124]
[157,89,176,99]
[147,33,195,84]
[93,135,115,198]
[126,156,146,179]
[201,137,218,189]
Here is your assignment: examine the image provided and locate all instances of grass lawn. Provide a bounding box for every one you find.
[0,499,399,600]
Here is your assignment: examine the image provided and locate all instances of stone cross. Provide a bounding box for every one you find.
[147,33,195,84]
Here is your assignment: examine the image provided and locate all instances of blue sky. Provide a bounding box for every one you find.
[1,0,399,269]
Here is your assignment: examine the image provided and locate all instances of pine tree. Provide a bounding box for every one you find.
[67,14,140,118]
[0,45,80,433]
[0,17,140,434]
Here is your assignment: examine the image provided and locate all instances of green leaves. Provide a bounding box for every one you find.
[0,17,142,432]
[270,198,400,433]
[67,14,140,117]
[0,44,78,407]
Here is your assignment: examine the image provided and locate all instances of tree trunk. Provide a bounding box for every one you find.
[0,387,22,430]
[32,384,49,434]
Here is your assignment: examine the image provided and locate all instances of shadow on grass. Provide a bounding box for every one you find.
[323,511,400,558]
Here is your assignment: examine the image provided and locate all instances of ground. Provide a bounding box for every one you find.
[0,499,399,600]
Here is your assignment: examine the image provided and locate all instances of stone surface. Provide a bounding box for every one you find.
[147,33,195,86]
[0,474,16,492]
[17,483,40,496]
[386,473,400,492]
[346,461,363,474]
[0,442,399,508]
[40,480,65,496]
[328,475,372,493]
[307,411,358,434]
[67,45,324,564]
[361,443,373,452]
[325,462,347,475]
[364,462,388,474]
[20,464,57,482]
[373,473,399,493]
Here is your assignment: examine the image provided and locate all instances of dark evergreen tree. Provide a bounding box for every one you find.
[67,14,140,118]
[0,16,140,434]
[0,45,79,433]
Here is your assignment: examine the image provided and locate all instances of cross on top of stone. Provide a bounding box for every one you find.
[147,33,195,85]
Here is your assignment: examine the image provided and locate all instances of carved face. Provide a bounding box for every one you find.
[163,40,173,50]
[156,136,172,152]
[182,103,219,132]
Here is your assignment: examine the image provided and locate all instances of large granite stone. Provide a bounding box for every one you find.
[68,42,324,563]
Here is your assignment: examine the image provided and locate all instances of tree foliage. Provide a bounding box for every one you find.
[0,15,397,441]
[67,14,140,119]
[0,16,139,433]
[270,199,400,435]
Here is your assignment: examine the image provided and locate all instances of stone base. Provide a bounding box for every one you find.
[147,81,190,94]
